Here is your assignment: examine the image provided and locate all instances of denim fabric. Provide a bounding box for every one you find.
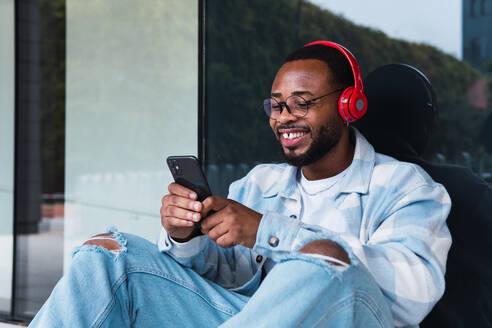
[30,232,392,327]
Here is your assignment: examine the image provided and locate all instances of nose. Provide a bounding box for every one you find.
[276,104,298,124]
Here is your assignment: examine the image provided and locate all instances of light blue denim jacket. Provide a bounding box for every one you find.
[159,129,452,326]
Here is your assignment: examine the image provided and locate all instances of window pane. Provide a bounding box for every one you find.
[205,1,294,196]
[13,0,66,318]
[205,0,492,191]
[0,0,15,315]
[205,1,491,327]
[65,0,198,271]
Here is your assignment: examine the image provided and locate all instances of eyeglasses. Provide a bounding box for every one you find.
[263,88,343,120]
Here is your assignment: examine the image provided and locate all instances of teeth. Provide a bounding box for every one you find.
[282,132,306,140]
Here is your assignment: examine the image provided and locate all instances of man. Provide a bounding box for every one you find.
[356,63,492,327]
[30,42,450,327]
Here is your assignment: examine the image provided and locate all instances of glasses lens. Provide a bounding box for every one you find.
[287,95,308,117]
[264,98,281,118]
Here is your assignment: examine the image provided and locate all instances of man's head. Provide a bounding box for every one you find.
[268,44,355,167]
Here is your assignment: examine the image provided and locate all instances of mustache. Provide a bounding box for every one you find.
[276,124,310,131]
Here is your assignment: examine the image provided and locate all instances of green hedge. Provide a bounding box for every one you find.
[206,0,489,166]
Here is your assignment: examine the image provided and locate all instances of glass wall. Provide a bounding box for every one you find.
[204,1,295,196]
[1,0,489,325]
[204,1,491,327]
[0,0,15,315]
[0,0,198,322]
[205,0,492,191]
[12,0,66,318]
[65,0,198,271]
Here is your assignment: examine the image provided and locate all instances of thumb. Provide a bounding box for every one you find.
[201,196,229,216]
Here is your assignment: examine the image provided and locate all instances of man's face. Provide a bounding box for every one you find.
[270,59,345,167]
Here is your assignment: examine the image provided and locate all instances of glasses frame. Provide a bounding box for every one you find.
[264,88,344,120]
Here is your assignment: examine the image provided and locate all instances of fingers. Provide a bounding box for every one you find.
[161,184,203,236]
[162,194,202,213]
[200,211,223,232]
[206,222,229,241]
[168,182,197,200]
[161,196,201,234]
[201,196,229,215]
[216,234,236,248]
[166,217,195,228]
[200,211,236,248]
[164,205,201,223]
[203,218,236,248]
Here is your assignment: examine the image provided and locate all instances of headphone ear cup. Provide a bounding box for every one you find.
[348,89,367,122]
[338,87,353,123]
[338,86,367,123]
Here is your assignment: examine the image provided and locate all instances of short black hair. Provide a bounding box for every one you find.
[284,44,354,87]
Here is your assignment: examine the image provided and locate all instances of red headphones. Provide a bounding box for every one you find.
[303,41,367,123]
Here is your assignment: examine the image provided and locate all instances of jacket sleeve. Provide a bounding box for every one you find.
[157,227,258,290]
[156,175,260,290]
[253,183,452,327]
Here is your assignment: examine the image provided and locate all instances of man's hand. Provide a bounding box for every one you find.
[160,183,203,242]
[200,196,262,249]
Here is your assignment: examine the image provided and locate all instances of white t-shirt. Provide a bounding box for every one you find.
[262,166,350,274]
[298,167,349,227]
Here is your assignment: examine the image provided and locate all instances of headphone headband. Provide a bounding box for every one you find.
[303,41,364,93]
[302,40,367,122]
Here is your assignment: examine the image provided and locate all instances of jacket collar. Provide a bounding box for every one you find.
[261,128,375,198]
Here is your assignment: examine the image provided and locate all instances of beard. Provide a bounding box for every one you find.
[278,121,343,167]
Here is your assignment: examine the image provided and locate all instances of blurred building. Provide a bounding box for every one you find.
[463,0,492,68]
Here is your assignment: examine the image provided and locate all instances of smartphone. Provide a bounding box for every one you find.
[166,155,212,202]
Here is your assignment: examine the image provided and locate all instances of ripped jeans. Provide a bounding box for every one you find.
[29,231,393,327]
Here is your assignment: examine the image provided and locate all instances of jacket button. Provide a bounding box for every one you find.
[268,236,279,247]
[290,214,297,219]
[256,255,263,263]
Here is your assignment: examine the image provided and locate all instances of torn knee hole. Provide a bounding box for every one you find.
[299,239,351,266]
[83,233,121,251]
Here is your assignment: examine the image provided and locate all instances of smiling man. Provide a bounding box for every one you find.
[30,42,451,328]
[269,58,354,178]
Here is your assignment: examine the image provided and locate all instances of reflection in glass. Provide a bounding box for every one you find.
[65,0,197,271]
[205,0,491,326]
[13,0,66,318]
[206,0,491,197]
[0,0,15,315]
